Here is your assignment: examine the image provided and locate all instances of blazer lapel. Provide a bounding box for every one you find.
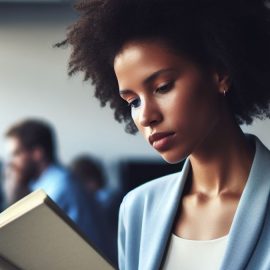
[141,158,191,270]
[219,135,270,270]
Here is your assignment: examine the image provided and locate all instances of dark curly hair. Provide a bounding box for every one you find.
[56,0,270,134]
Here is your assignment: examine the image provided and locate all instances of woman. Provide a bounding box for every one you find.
[58,0,270,269]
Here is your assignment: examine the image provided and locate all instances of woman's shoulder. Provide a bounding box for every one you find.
[120,169,183,213]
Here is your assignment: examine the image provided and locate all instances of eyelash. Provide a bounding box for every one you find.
[128,98,141,108]
[156,81,174,93]
[127,81,174,109]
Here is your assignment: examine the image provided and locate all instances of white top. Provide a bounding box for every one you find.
[162,233,229,270]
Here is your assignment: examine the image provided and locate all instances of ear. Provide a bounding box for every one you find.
[32,147,44,162]
[213,68,231,95]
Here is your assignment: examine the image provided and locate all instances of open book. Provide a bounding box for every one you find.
[0,189,115,270]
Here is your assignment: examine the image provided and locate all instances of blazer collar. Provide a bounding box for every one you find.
[143,134,270,270]
[219,134,270,270]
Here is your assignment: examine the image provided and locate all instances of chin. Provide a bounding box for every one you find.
[160,151,189,164]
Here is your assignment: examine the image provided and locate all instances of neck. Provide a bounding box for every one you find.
[34,160,51,179]
[188,111,255,198]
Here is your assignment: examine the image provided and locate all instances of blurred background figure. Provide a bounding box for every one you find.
[70,154,120,266]
[2,118,114,265]
[70,154,106,195]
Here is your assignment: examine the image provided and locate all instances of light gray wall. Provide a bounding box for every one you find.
[0,3,159,168]
[0,3,269,168]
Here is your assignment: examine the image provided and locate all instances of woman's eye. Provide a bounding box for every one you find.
[155,81,174,93]
[128,98,141,108]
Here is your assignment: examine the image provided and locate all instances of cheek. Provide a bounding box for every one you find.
[17,154,30,168]
[164,80,219,133]
[161,84,198,127]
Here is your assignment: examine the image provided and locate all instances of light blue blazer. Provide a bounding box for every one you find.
[117,134,270,270]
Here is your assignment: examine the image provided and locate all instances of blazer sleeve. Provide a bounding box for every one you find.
[117,196,127,270]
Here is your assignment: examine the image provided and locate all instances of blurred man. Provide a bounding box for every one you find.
[2,119,111,264]
[3,119,58,206]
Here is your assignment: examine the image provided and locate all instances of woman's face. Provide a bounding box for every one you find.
[114,39,227,163]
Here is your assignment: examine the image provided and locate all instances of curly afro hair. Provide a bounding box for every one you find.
[56,0,270,134]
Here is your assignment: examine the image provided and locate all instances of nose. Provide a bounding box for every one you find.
[137,98,162,128]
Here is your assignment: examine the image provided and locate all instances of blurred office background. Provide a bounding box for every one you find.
[0,0,270,268]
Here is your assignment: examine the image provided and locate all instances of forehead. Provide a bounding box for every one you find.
[6,136,23,152]
[113,39,189,88]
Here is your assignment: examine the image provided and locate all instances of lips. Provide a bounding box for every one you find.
[148,131,175,151]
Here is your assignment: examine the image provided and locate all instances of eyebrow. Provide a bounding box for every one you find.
[119,68,176,96]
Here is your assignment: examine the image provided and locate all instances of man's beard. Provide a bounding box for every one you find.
[19,160,40,184]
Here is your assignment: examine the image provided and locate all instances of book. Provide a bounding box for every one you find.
[0,189,116,270]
